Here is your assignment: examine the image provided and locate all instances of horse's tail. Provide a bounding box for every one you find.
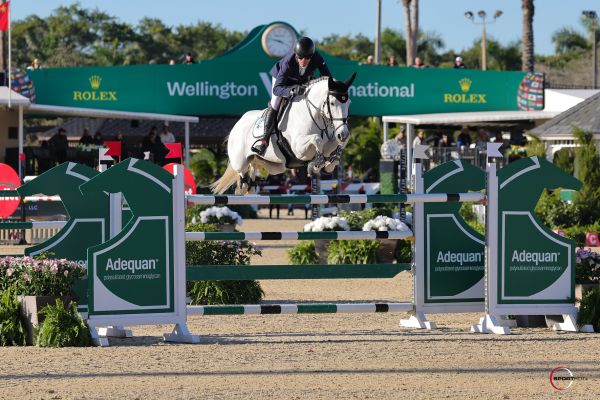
[210,163,239,194]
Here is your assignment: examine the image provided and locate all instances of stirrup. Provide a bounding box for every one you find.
[251,140,267,156]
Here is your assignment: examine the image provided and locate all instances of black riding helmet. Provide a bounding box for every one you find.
[294,37,315,58]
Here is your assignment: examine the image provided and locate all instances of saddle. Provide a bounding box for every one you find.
[258,97,308,169]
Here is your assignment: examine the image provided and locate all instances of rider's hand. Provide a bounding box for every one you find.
[289,85,305,97]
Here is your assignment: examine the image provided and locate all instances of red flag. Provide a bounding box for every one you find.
[104,141,122,158]
[165,143,183,159]
[0,2,9,31]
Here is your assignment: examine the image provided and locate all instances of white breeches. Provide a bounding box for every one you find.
[270,77,282,110]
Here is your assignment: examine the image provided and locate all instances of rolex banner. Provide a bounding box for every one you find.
[27,23,542,117]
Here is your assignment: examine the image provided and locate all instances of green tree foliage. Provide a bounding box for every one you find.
[571,127,600,225]
[343,118,382,179]
[455,39,522,71]
[11,3,245,67]
[553,148,575,175]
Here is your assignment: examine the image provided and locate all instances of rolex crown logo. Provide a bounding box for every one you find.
[89,75,102,90]
[459,78,472,92]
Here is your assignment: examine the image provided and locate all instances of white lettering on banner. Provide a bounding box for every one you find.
[511,250,559,265]
[436,251,483,265]
[105,258,158,273]
[348,83,414,98]
[166,81,258,99]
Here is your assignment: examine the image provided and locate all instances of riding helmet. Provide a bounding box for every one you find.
[294,37,315,58]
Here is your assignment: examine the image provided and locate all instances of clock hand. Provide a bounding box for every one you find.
[272,38,286,45]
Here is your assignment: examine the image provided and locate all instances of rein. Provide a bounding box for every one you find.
[302,86,349,141]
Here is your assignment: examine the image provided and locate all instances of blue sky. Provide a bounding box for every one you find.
[10,0,599,55]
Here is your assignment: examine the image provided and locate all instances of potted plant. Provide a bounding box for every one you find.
[0,255,86,344]
[198,206,243,232]
[303,216,350,264]
[362,215,412,263]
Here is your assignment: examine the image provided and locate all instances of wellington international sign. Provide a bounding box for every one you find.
[28,22,544,117]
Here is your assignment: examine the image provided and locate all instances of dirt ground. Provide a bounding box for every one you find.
[0,209,598,399]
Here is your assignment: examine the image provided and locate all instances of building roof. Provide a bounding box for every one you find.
[531,91,600,139]
[0,87,31,107]
[382,110,560,126]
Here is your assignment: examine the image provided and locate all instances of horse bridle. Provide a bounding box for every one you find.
[303,86,349,141]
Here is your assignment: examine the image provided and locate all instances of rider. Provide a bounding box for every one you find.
[251,36,332,156]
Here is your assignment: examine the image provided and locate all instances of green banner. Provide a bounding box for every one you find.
[28,22,543,117]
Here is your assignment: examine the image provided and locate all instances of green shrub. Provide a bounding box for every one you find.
[553,148,574,175]
[535,189,579,229]
[327,240,379,264]
[186,222,263,305]
[0,288,26,346]
[459,203,485,235]
[577,287,600,333]
[288,241,318,265]
[563,222,600,247]
[228,205,257,219]
[36,300,90,347]
[395,240,412,263]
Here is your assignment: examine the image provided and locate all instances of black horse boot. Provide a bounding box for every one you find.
[251,106,277,156]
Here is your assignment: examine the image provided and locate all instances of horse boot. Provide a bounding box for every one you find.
[251,106,277,156]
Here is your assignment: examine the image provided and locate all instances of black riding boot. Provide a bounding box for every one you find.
[251,106,277,156]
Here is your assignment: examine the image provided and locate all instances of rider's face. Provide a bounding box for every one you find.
[296,55,311,68]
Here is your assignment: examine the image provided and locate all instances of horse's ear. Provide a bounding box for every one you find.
[344,72,357,88]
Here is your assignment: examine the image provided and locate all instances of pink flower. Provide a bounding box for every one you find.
[22,273,32,282]
[63,270,69,277]
[6,268,14,277]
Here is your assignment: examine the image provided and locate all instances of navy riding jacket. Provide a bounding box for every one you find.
[269,51,332,97]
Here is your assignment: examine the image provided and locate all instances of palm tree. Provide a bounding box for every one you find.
[551,27,589,54]
[402,0,418,65]
[521,0,535,71]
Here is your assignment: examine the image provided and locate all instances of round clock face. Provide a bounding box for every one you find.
[262,24,297,58]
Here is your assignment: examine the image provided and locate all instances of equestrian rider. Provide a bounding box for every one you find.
[251,36,332,156]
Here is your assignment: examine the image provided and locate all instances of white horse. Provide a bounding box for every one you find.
[212,73,356,194]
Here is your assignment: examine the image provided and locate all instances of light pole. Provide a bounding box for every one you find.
[582,10,598,89]
[465,10,503,71]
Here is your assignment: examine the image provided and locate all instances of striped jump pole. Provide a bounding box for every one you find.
[188,303,413,316]
[185,230,413,241]
[186,193,485,206]
[0,221,67,230]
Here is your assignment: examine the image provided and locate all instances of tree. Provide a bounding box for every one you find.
[521,0,535,71]
[401,0,418,66]
[551,27,588,54]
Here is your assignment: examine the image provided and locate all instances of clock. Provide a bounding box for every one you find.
[261,23,297,58]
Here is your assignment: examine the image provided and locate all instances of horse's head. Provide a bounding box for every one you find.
[304,73,356,147]
[326,72,356,145]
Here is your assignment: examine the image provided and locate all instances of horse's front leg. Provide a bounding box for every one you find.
[306,135,326,175]
[323,145,343,173]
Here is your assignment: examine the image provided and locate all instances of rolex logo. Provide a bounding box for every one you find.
[89,75,102,90]
[74,75,117,102]
[459,78,472,92]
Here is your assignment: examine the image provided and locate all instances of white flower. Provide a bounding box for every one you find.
[199,206,243,225]
[304,216,350,232]
[362,215,412,233]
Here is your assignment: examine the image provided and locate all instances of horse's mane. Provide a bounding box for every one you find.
[306,76,330,88]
